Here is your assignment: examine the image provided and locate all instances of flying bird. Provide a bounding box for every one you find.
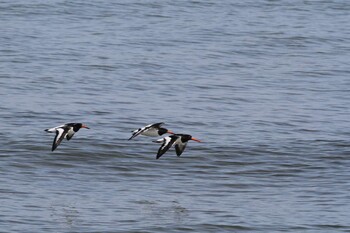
[128,122,173,140]
[153,134,201,159]
[44,123,90,151]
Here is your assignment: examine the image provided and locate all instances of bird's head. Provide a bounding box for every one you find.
[159,127,174,136]
[180,134,201,143]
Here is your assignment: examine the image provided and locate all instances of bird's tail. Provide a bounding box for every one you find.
[44,128,56,133]
[153,138,164,143]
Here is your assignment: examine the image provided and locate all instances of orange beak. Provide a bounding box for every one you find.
[191,137,201,142]
[167,130,174,134]
[82,124,90,129]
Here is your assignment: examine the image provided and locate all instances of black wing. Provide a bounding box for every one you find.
[52,128,68,151]
[150,122,164,129]
[156,136,178,159]
[128,127,145,140]
[175,142,188,157]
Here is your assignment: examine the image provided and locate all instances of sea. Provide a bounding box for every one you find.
[1,0,350,232]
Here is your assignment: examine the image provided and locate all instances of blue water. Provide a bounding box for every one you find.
[1,1,350,232]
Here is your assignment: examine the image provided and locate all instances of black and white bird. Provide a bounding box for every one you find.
[128,122,173,140]
[153,134,201,159]
[44,123,90,151]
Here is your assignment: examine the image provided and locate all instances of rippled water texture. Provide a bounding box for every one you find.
[1,1,350,232]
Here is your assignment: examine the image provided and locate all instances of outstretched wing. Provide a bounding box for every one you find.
[128,122,164,140]
[156,136,177,159]
[150,122,164,129]
[175,142,188,156]
[45,124,65,133]
[128,127,146,140]
[52,128,68,151]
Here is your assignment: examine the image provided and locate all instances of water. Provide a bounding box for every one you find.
[1,0,350,232]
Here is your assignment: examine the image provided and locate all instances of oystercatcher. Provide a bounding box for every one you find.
[44,123,90,151]
[128,122,173,140]
[153,134,201,159]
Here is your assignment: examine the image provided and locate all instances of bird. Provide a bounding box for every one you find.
[153,134,201,159]
[128,122,174,140]
[44,123,90,151]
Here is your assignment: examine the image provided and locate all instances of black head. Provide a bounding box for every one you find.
[70,123,90,132]
[158,127,174,136]
[180,134,192,143]
[175,134,201,143]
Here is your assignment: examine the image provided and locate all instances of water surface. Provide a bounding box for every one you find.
[1,1,350,232]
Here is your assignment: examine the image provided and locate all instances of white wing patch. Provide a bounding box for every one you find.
[156,136,178,159]
[52,128,67,151]
[55,128,65,143]
[45,124,65,133]
[160,137,172,151]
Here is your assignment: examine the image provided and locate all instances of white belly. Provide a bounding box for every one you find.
[141,128,159,137]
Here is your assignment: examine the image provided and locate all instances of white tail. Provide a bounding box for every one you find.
[153,138,164,143]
